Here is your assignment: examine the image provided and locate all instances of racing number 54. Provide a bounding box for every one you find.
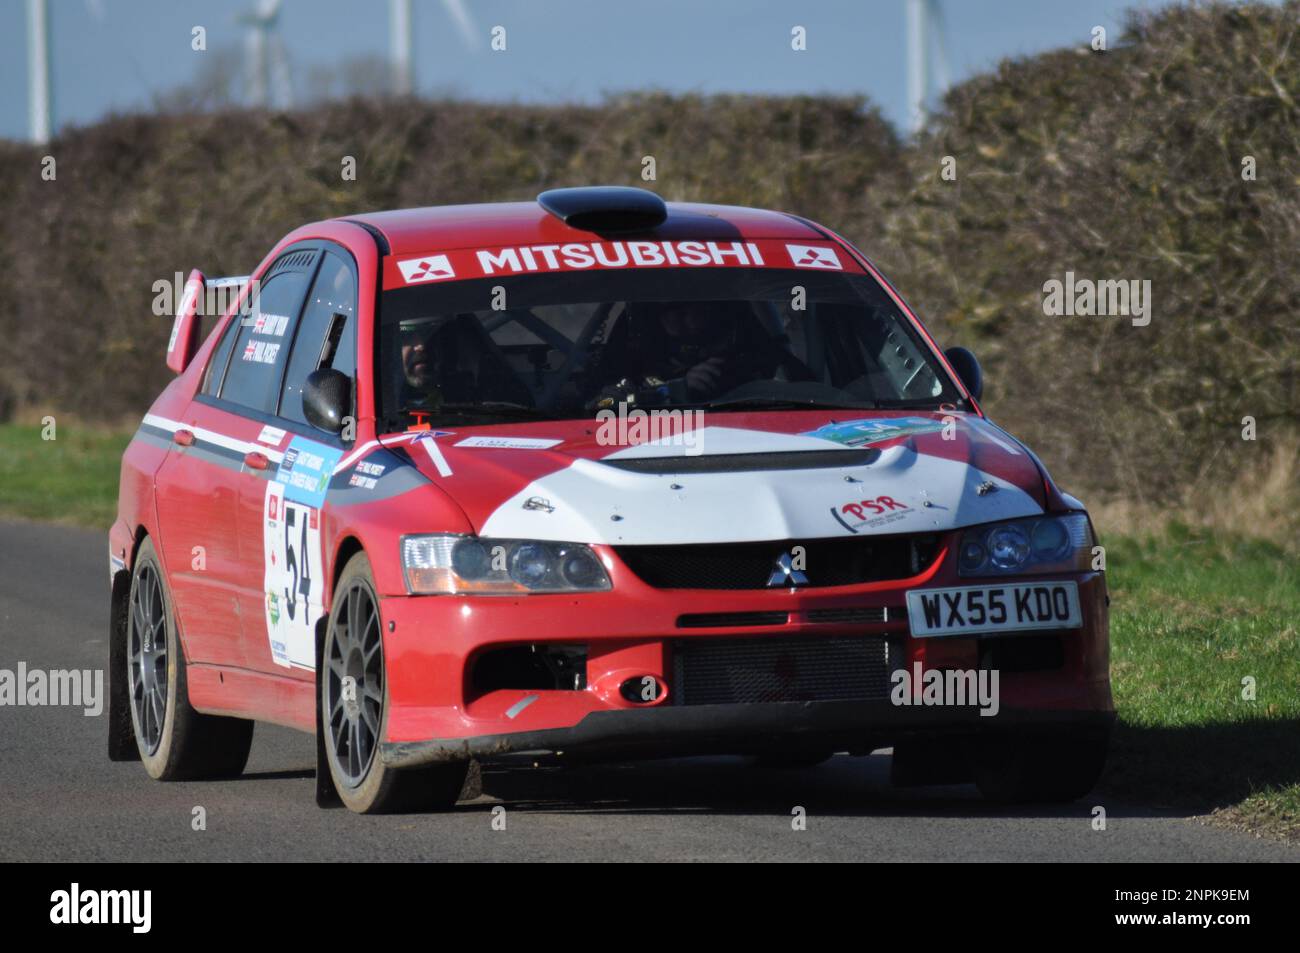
[283,506,311,621]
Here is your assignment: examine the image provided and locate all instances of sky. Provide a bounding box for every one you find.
[0,0,1197,142]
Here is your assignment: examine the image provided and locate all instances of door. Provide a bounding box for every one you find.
[235,247,359,676]
[156,251,317,669]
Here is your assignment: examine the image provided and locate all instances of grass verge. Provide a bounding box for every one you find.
[1102,528,1300,840]
[0,423,131,528]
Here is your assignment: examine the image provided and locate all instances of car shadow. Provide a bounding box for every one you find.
[468,751,1164,821]
[463,716,1300,820]
[1099,717,1300,813]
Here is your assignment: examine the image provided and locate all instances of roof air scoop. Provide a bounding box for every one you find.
[537,186,667,234]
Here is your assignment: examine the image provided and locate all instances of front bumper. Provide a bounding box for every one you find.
[381,700,1116,768]
[376,544,1114,763]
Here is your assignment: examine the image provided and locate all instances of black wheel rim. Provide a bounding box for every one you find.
[128,563,168,754]
[325,581,384,786]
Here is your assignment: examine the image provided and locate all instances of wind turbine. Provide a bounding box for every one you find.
[389,0,480,96]
[239,0,293,108]
[905,0,951,135]
[26,0,52,145]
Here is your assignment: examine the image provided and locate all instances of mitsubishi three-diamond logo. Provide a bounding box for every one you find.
[767,551,809,587]
[397,255,456,283]
[785,244,842,270]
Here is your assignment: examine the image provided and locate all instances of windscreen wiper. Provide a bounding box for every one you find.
[400,401,550,420]
[695,396,881,411]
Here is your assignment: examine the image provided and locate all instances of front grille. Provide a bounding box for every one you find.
[806,606,889,624]
[672,636,895,705]
[617,535,938,590]
[677,611,789,629]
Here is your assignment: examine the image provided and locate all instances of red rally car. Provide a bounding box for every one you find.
[108,187,1113,813]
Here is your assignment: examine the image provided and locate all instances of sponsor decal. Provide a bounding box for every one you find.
[274,436,344,508]
[344,458,386,489]
[251,312,291,336]
[262,481,323,669]
[241,339,281,364]
[398,254,456,283]
[803,416,946,448]
[831,495,912,533]
[384,239,870,287]
[475,240,765,275]
[785,244,842,270]
[454,435,563,450]
[257,424,287,447]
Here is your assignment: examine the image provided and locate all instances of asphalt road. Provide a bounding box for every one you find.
[0,519,1294,862]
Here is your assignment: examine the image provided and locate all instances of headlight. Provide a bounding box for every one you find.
[401,535,612,594]
[957,513,1093,577]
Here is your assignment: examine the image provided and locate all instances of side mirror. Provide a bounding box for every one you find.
[302,368,352,434]
[944,346,983,402]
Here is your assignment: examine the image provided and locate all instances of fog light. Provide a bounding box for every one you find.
[619,675,664,704]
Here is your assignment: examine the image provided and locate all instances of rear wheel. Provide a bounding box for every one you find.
[127,537,253,780]
[972,727,1109,803]
[321,553,467,813]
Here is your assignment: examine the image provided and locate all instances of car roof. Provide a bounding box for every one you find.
[336,200,827,256]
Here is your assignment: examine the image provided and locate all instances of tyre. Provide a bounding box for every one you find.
[321,552,468,813]
[890,737,974,787]
[127,537,254,780]
[972,726,1109,803]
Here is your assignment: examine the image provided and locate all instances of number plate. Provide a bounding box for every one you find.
[905,581,1081,637]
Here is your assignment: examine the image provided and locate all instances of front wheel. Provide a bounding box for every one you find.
[321,553,467,813]
[972,727,1109,803]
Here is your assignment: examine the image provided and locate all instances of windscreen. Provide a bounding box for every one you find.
[377,268,963,431]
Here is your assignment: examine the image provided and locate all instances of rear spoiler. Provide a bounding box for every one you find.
[165,271,251,374]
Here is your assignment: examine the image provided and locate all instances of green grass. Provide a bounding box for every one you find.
[1102,529,1300,839]
[0,423,131,528]
[0,421,1296,838]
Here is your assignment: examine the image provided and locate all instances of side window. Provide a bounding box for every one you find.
[219,267,312,414]
[201,315,240,396]
[279,252,358,425]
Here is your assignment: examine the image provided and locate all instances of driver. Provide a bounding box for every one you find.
[399,315,485,409]
[592,300,757,408]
